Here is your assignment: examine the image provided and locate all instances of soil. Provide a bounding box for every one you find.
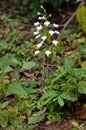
[36,119,86,130]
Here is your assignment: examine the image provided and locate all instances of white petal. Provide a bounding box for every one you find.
[38,16,45,20]
[35,35,40,39]
[45,50,51,56]
[34,22,40,26]
[53,23,59,28]
[49,30,55,36]
[37,41,43,48]
[36,25,42,31]
[34,50,40,55]
[52,40,58,46]
[55,30,60,34]
[44,21,50,26]
[33,31,39,35]
[41,36,47,41]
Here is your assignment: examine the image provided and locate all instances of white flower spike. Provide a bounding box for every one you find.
[44,21,50,27]
[52,40,58,46]
[41,36,47,41]
[45,50,51,56]
[34,50,40,55]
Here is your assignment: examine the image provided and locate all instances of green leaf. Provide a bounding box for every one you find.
[72,121,78,127]
[22,61,36,70]
[4,66,13,73]
[60,93,71,100]
[78,81,86,94]
[58,96,64,107]
[28,114,45,124]
[27,125,35,130]
[0,101,10,109]
[81,61,86,68]
[37,91,57,109]
[50,69,66,86]
[0,114,8,128]
[64,57,74,69]
[7,82,28,98]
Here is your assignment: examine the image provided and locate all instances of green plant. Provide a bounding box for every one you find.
[72,121,86,130]
[76,5,86,33]
[36,66,86,121]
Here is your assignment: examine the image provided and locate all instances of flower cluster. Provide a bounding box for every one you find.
[33,16,60,57]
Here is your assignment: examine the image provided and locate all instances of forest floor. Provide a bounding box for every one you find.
[0,1,86,130]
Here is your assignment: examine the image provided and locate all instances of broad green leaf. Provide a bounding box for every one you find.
[22,61,36,70]
[28,114,45,124]
[78,81,86,94]
[72,121,78,127]
[4,66,13,73]
[0,101,10,109]
[7,82,28,98]
[60,93,71,100]
[58,96,64,107]
[27,125,35,130]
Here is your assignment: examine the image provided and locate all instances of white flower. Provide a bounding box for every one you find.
[38,16,45,20]
[36,25,42,31]
[45,50,51,56]
[44,21,50,26]
[33,31,39,35]
[41,35,47,41]
[53,23,59,28]
[34,50,40,55]
[55,30,60,34]
[35,34,40,39]
[37,41,43,48]
[49,30,55,36]
[34,22,40,26]
[52,40,58,46]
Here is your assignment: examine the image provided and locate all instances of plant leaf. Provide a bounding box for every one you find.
[7,82,28,98]
[28,114,45,124]
[58,96,64,107]
[22,61,36,70]
[60,93,71,100]
[78,81,86,94]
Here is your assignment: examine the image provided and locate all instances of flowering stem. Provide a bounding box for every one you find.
[46,57,49,84]
[42,55,49,84]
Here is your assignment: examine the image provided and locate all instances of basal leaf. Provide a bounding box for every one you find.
[22,61,36,70]
[28,114,45,124]
[7,82,28,98]
[0,101,10,109]
[4,66,13,73]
